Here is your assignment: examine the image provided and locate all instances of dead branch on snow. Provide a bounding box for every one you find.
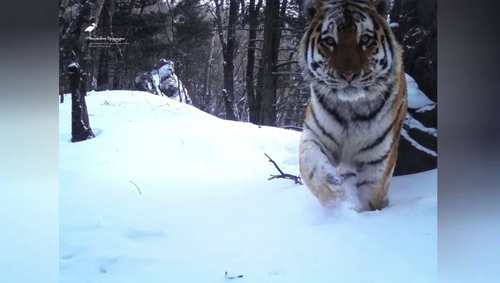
[264,153,302,185]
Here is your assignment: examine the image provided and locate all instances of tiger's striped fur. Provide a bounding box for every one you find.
[298,0,407,211]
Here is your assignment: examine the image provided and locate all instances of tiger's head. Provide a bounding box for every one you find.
[300,0,401,102]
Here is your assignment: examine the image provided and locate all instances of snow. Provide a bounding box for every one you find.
[403,74,437,156]
[405,113,437,137]
[406,73,435,109]
[140,60,191,104]
[416,104,436,113]
[59,90,436,282]
[401,129,437,157]
[68,62,79,69]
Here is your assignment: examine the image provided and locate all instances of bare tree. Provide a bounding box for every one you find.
[214,0,239,121]
[68,62,95,142]
[245,0,263,124]
[59,0,310,127]
[59,0,107,142]
[259,0,281,126]
[202,31,216,112]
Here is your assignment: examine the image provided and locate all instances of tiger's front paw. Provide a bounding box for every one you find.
[323,173,348,200]
[325,170,361,211]
[325,173,343,187]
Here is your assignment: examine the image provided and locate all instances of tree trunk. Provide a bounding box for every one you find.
[108,0,121,90]
[128,0,137,15]
[65,0,104,141]
[60,85,64,104]
[215,0,239,121]
[260,0,281,126]
[246,0,263,124]
[59,0,91,95]
[113,67,120,89]
[140,0,146,14]
[69,63,95,142]
[95,0,112,90]
[256,57,265,124]
[97,48,109,88]
[224,0,239,120]
[80,73,91,127]
[202,32,216,112]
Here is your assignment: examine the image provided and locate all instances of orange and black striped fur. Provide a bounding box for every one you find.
[298,0,407,211]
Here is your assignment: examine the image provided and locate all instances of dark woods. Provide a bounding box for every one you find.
[59,0,310,127]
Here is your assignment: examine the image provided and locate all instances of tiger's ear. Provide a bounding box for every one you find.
[371,0,391,18]
[303,0,325,20]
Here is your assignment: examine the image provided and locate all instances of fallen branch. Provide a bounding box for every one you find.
[264,153,303,185]
[225,271,244,279]
[280,125,303,132]
[129,181,142,195]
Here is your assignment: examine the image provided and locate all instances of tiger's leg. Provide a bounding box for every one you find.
[299,132,347,208]
[355,143,398,211]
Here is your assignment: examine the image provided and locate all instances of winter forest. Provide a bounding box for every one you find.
[58,1,437,281]
[59,0,436,174]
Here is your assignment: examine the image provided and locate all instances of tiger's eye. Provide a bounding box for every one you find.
[360,35,370,44]
[323,37,335,46]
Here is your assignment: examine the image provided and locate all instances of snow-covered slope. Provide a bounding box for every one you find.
[406,73,436,110]
[59,91,437,283]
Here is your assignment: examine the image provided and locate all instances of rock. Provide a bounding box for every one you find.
[134,59,192,105]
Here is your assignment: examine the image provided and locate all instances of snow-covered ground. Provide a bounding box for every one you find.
[406,73,436,110]
[59,90,437,282]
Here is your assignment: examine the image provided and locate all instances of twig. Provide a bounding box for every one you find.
[225,271,244,279]
[280,125,303,132]
[264,153,303,185]
[129,181,142,195]
[271,72,302,76]
[275,60,299,69]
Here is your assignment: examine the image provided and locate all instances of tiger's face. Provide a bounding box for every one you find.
[301,0,396,101]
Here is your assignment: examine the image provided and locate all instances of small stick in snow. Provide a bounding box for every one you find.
[225,271,244,279]
[264,153,303,185]
[129,181,142,195]
[280,125,303,132]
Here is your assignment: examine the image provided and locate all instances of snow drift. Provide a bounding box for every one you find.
[59,91,436,282]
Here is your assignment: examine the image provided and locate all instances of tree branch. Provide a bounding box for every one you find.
[211,28,264,31]
[271,72,302,76]
[278,48,298,52]
[280,125,303,131]
[275,60,299,68]
[264,153,302,185]
[245,46,263,51]
[129,181,142,195]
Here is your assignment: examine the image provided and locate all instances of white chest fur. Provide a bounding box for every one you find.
[305,86,397,167]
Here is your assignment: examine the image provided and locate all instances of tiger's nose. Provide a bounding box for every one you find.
[337,70,360,82]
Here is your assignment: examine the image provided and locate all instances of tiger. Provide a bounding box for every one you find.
[298,0,407,211]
